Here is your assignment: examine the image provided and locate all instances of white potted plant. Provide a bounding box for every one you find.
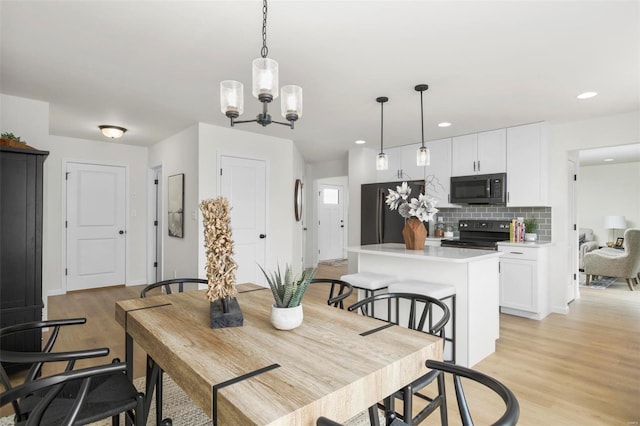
[259,264,315,330]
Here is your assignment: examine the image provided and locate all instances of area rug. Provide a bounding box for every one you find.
[0,375,383,425]
[580,276,618,289]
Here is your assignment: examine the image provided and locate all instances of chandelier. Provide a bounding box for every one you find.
[220,0,302,129]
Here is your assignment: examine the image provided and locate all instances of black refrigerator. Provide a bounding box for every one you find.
[361,180,427,245]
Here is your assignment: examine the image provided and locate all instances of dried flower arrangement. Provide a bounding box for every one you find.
[200,196,243,327]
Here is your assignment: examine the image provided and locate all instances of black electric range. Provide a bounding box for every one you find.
[440,219,511,251]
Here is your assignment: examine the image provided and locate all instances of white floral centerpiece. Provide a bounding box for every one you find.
[385,182,439,249]
[385,181,439,222]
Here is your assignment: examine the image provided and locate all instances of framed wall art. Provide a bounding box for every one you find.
[168,173,184,238]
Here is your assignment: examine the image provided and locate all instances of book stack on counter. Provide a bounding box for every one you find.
[509,217,526,242]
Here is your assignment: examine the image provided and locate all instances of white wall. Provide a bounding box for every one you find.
[148,124,200,279]
[1,94,149,320]
[197,123,295,279]
[578,161,640,244]
[550,110,640,312]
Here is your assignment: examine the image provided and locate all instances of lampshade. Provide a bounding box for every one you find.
[603,215,626,229]
[376,153,388,171]
[99,125,127,139]
[220,80,244,117]
[280,85,303,120]
[417,146,430,166]
[252,57,279,100]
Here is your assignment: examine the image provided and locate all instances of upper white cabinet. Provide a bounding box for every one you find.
[376,145,425,183]
[424,138,456,207]
[451,129,506,176]
[506,122,550,206]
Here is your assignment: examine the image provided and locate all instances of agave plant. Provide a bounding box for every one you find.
[259,264,316,308]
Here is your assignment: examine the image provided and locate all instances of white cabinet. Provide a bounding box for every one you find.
[506,122,550,206]
[497,244,549,320]
[376,145,425,183]
[424,138,456,207]
[451,129,506,176]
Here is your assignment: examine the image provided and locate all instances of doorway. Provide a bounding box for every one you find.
[65,162,126,291]
[219,155,267,285]
[317,183,346,261]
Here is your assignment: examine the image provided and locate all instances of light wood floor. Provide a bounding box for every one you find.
[4,263,639,425]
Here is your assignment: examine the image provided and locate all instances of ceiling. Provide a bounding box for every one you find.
[1,1,639,164]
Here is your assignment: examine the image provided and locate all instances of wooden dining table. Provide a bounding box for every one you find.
[115,283,442,426]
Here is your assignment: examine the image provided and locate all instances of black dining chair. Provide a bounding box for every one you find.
[140,277,208,298]
[425,360,520,426]
[348,292,451,426]
[140,277,207,425]
[310,278,354,308]
[0,319,145,426]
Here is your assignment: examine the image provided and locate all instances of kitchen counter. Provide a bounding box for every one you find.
[497,240,554,248]
[349,243,503,263]
[347,243,501,367]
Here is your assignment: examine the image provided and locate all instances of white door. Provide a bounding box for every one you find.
[317,184,345,261]
[66,162,126,291]
[220,156,267,286]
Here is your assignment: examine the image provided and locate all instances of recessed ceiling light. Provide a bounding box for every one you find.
[438,122,451,127]
[603,158,614,162]
[577,92,597,99]
[355,140,366,144]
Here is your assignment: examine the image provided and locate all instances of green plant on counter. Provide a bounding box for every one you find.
[1,132,24,143]
[259,263,316,308]
[524,218,538,234]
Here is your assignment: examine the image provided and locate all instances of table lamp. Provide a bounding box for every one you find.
[603,215,626,246]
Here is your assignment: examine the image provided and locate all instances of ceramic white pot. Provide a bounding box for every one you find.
[270,304,303,330]
[524,233,538,242]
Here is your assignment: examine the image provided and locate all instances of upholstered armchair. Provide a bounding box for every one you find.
[584,228,640,291]
[579,228,599,270]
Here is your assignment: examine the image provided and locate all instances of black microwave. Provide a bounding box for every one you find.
[450,173,507,205]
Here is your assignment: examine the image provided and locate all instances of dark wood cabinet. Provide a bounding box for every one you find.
[0,145,48,373]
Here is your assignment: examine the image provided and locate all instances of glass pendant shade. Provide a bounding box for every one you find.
[252,58,279,99]
[220,80,244,116]
[376,153,389,170]
[417,146,430,166]
[280,85,303,120]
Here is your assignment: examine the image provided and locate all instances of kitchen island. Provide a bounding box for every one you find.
[347,243,503,367]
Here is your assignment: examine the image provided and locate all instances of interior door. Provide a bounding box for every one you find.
[66,162,126,291]
[220,156,267,286]
[317,184,345,261]
[568,159,578,302]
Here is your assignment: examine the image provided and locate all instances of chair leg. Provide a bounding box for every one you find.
[402,387,413,425]
[585,274,591,286]
[626,278,635,291]
[437,372,448,426]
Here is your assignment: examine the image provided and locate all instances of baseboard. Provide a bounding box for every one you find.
[126,279,146,286]
[551,305,570,315]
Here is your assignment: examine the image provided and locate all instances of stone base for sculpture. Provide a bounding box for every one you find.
[210,297,244,329]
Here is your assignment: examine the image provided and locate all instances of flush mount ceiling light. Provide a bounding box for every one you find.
[438,122,451,127]
[99,125,127,139]
[376,96,389,171]
[415,84,430,166]
[355,140,366,144]
[220,0,302,129]
[577,91,597,99]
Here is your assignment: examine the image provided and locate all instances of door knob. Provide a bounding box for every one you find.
[119,230,125,235]
[259,234,266,239]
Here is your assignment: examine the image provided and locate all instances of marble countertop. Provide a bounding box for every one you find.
[347,243,503,263]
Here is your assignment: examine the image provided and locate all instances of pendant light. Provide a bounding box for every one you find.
[220,0,302,129]
[415,84,430,166]
[376,96,389,171]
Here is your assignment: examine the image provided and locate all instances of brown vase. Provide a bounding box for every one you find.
[402,217,427,250]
